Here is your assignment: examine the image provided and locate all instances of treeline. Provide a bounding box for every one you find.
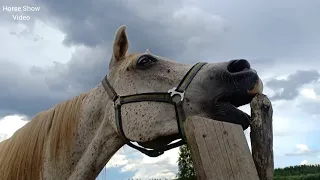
[274,164,320,180]
[174,164,320,180]
[125,165,320,180]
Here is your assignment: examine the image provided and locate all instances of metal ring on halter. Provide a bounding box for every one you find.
[168,87,185,102]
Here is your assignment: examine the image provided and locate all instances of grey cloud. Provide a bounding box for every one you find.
[313,83,320,95]
[194,0,320,61]
[4,0,320,62]
[266,70,320,100]
[2,0,320,119]
[285,149,320,157]
[28,0,230,63]
[27,0,320,67]
[0,46,109,117]
[32,0,185,57]
[33,46,109,92]
[297,79,320,114]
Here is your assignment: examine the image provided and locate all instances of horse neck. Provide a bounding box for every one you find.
[45,84,125,180]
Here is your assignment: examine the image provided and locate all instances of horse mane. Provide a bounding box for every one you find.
[0,93,88,180]
[117,53,139,72]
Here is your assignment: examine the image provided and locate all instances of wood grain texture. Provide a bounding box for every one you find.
[184,116,259,180]
[250,94,274,180]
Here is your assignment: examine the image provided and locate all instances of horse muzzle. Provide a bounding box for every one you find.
[227,59,263,95]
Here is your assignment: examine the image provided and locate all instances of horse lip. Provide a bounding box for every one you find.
[137,134,180,149]
[228,68,257,76]
[215,74,262,107]
[235,69,262,95]
[248,78,263,95]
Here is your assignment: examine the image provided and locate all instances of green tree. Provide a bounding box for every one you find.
[176,144,196,180]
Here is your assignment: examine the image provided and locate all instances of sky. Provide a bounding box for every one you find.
[0,0,320,179]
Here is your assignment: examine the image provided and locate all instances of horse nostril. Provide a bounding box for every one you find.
[227,59,251,73]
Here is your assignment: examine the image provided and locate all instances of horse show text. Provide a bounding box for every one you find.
[2,5,41,21]
[2,5,41,12]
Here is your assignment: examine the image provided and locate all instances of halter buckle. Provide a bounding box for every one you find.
[168,87,185,102]
[113,97,121,107]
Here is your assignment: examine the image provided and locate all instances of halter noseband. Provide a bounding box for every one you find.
[102,62,207,157]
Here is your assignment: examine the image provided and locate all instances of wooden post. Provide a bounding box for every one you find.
[184,116,259,180]
[250,94,274,180]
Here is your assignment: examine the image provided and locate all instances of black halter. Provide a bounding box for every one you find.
[102,62,207,157]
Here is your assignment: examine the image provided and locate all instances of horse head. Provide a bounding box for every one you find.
[0,25,264,180]
[105,25,263,154]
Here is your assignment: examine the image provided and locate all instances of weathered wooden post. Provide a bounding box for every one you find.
[250,94,274,180]
[184,93,273,180]
[184,116,259,180]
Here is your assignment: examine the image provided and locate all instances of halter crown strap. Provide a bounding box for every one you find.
[176,62,207,93]
[102,62,207,157]
[101,76,118,101]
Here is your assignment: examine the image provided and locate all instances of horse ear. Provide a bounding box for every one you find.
[112,25,129,61]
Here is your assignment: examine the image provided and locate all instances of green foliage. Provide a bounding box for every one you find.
[274,165,320,180]
[176,145,196,180]
[176,145,320,179]
[274,164,320,176]
[274,173,320,180]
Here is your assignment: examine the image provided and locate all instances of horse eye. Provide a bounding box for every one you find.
[137,55,156,69]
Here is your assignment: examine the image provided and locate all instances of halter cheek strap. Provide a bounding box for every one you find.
[102,62,207,157]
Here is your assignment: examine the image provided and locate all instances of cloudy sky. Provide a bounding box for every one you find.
[1,0,320,179]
